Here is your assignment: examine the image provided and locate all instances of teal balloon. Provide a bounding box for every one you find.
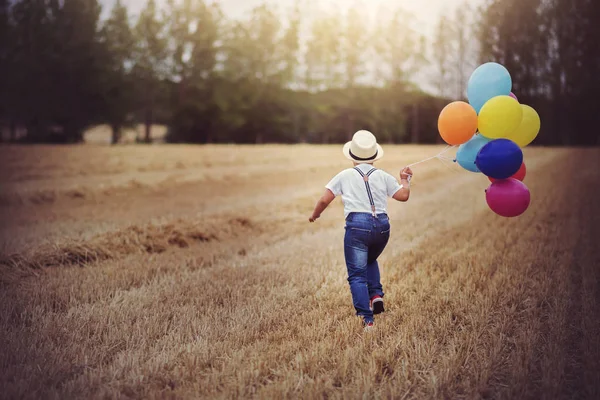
[456,134,491,173]
[467,62,512,113]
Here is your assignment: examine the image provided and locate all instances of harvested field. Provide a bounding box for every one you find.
[0,144,599,399]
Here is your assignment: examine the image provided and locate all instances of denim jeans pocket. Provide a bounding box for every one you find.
[348,227,371,233]
[381,222,391,234]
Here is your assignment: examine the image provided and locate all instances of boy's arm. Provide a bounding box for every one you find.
[309,189,336,222]
[392,179,410,202]
[392,167,412,202]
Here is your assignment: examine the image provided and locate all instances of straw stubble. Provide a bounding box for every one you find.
[0,144,598,399]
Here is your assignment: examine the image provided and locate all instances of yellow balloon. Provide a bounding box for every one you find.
[478,96,523,139]
[506,105,541,147]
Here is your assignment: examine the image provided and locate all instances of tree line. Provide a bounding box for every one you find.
[0,0,597,146]
[479,0,600,146]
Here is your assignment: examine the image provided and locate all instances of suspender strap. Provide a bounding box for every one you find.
[354,167,377,217]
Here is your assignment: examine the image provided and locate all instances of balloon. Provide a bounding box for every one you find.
[467,62,512,113]
[509,92,518,101]
[478,96,523,139]
[475,138,523,179]
[456,134,491,173]
[489,162,526,182]
[486,178,531,217]
[506,105,541,147]
[437,101,478,145]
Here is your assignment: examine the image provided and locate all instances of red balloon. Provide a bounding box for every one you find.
[489,162,526,183]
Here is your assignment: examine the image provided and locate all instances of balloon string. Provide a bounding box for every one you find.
[405,155,439,168]
[436,156,461,175]
[438,155,455,162]
[405,145,456,168]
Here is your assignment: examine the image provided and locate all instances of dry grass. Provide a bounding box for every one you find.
[0,144,598,399]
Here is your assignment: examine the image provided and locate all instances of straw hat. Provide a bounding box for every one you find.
[343,130,384,162]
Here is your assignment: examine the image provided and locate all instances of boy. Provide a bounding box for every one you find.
[309,130,412,330]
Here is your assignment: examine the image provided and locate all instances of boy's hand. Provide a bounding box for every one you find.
[400,166,413,181]
[309,189,335,223]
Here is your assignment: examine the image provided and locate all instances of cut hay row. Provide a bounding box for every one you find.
[0,216,259,284]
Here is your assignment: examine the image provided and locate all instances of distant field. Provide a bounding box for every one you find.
[83,124,168,144]
[0,144,599,399]
[0,124,167,144]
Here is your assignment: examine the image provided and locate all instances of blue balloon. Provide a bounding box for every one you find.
[476,139,523,179]
[467,63,512,114]
[456,134,491,173]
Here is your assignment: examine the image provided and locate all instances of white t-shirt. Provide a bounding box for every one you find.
[326,163,402,219]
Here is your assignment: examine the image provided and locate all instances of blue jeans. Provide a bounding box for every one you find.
[344,212,391,323]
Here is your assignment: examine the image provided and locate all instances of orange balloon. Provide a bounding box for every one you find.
[489,162,526,182]
[438,101,478,145]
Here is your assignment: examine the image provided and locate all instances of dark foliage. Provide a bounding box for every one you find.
[480,0,600,146]
[0,0,597,145]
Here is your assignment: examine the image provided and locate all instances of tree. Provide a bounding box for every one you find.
[342,6,367,88]
[279,2,302,140]
[0,0,12,141]
[100,0,135,144]
[133,0,168,143]
[166,0,223,143]
[373,8,422,85]
[221,3,289,143]
[452,2,475,100]
[6,0,105,143]
[280,3,301,87]
[335,6,371,140]
[432,15,452,98]
[542,0,600,145]
[221,3,282,85]
[52,0,106,142]
[303,12,346,143]
[305,13,343,91]
[371,7,424,143]
[478,0,600,145]
[479,0,556,142]
[9,0,55,141]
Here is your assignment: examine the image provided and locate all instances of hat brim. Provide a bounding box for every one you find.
[343,142,384,162]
